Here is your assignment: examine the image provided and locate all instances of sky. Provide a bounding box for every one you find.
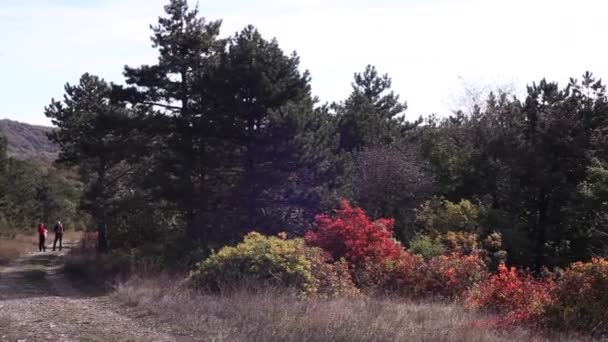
[1,0,607,126]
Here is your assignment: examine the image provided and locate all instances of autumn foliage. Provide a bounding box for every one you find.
[189,232,359,297]
[543,258,608,335]
[305,199,403,266]
[418,253,488,299]
[465,264,554,327]
[189,200,608,337]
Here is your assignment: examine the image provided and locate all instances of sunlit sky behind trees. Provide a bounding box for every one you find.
[1,0,607,125]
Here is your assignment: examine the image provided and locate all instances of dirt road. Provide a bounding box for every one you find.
[0,242,177,342]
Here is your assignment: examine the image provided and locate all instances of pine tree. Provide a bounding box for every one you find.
[334,65,409,152]
[213,26,337,234]
[116,0,224,243]
[45,73,137,251]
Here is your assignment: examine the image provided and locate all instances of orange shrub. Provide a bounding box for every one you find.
[465,264,553,327]
[305,247,360,298]
[417,253,488,299]
[543,258,608,335]
[356,252,487,299]
[354,250,423,296]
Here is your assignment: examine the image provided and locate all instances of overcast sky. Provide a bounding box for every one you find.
[1,0,607,126]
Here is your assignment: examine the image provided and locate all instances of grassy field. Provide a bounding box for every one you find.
[112,276,590,342]
[58,233,596,341]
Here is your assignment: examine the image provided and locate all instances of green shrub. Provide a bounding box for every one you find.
[409,235,446,259]
[410,231,507,271]
[415,197,480,233]
[189,232,316,294]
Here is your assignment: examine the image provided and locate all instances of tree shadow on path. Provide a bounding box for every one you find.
[0,241,101,301]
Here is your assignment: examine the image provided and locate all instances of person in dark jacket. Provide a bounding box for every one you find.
[37,223,47,252]
[52,219,64,251]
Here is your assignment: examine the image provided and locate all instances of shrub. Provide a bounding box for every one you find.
[411,231,507,271]
[190,232,315,294]
[415,197,480,233]
[465,264,553,327]
[480,232,508,270]
[305,247,360,298]
[356,252,486,300]
[436,231,479,255]
[409,235,445,259]
[416,253,488,299]
[543,258,608,335]
[355,250,423,296]
[305,199,403,266]
[190,231,360,297]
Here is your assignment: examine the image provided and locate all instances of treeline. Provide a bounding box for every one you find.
[46,0,608,270]
[0,137,86,237]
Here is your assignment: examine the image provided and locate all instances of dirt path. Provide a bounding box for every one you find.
[0,242,177,342]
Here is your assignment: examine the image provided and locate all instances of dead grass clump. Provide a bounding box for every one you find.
[114,276,558,342]
[64,232,160,290]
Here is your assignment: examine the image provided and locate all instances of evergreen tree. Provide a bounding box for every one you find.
[334,65,410,152]
[45,73,138,251]
[213,26,334,234]
[116,0,224,244]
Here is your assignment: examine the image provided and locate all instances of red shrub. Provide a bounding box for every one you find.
[305,199,403,266]
[465,264,553,327]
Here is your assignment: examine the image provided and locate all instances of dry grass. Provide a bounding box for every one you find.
[0,230,84,265]
[0,233,37,265]
[113,276,584,342]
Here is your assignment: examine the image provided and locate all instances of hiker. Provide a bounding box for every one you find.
[52,219,64,251]
[38,222,47,252]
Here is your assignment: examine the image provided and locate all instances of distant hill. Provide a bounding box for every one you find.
[0,119,59,160]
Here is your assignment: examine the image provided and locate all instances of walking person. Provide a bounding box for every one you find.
[52,219,64,251]
[37,222,47,252]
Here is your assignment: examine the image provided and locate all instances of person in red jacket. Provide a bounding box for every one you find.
[37,223,47,252]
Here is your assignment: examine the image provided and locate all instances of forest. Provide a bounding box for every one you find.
[0,0,606,337]
[43,0,608,273]
[0,135,86,238]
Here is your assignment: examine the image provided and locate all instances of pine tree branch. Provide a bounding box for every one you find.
[142,101,182,111]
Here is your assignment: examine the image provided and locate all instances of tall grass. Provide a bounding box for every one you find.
[113,276,570,342]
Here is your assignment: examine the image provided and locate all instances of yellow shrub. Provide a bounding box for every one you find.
[189,232,316,294]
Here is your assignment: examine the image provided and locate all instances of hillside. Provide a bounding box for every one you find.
[0,119,59,160]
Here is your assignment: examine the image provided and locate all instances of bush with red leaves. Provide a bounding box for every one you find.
[465,264,553,327]
[305,199,403,266]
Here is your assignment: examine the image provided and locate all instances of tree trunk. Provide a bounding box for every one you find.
[180,69,200,242]
[96,167,109,253]
[245,116,255,230]
[534,189,548,274]
[96,203,109,253]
